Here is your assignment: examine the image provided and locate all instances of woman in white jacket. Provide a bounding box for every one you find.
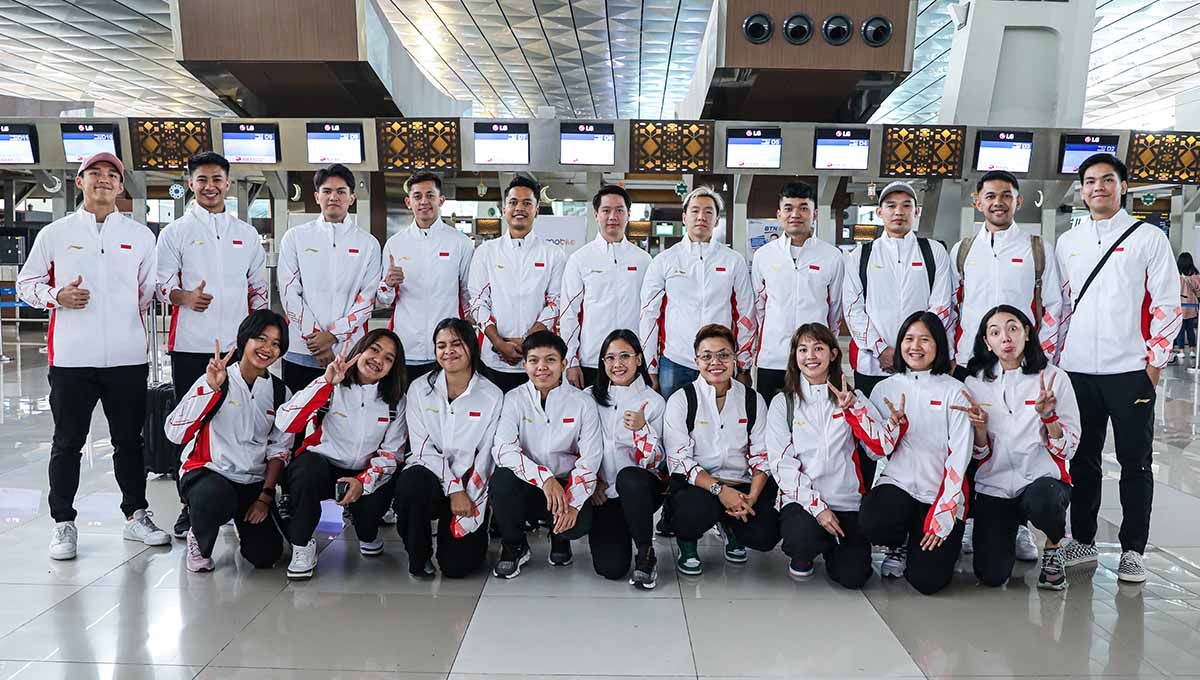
[859,311,974,595]
[275,328,408,580]
[394,318,503,579]
[584,329,667,590]
[958,305,1080,590]
[766,323,899,588]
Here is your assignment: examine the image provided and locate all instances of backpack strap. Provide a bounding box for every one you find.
[858,240,873,297]
[1030,235,1046,326]
[916,237,936,289]
[785,392,795,430]
[271,375,287,411]
[683,383,698,434]
[743,383,757,432]
[955,236,974,281]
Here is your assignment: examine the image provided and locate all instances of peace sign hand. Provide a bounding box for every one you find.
[949,390,988,432]
[883,394,907,429]
[1035,371,1057,418]
[322,343,357,385]
[828,376,857,410]
[206,339,236,390]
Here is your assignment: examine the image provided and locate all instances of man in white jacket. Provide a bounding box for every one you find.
[17,152,170,560]
[1055,153,1181,583]
[561,185,651,388]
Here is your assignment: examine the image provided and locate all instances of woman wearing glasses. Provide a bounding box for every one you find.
[585,330,667,590]
[663,324,777,576]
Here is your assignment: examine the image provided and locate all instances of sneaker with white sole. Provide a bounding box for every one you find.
[380,508,397,525]
[788,557,815,579]
[185,530,214,573]
[630,545,657,590]
[1015,525,1040,561]
[123,509,170,546]
[881,546,906,578]
[288,539,318,580]
[1117,550,1147,583]
[1037,546,1066,590]
[493,542,531,579]
[172,506,190,540]
[49,521,77,561]
[359,537,385,556]
[961,518,974,554]
[720,525,748,563]
[1060,539,1099,567]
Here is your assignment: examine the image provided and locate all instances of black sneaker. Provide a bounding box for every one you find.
[630,545,658,590]
[655,515,675,538]
[172,506,191,540]
[410,558,436,579]
[549,535,573,566]
[493,542,531,579]
[1038,547,1067,590]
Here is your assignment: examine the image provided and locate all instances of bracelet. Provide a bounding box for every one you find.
[1039,413,1059,424]
[253,498,269,506]
[259,486,276,499]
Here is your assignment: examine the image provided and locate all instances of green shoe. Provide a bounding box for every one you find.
[676,539,702,576]
[722,527,748,563]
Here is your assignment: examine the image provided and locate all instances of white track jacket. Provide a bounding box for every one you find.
[585,380,666,499]
[560,236,651,369]
[752,235,845,370]
[664,378,768,485]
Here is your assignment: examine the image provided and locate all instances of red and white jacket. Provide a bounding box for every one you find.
[752,235,845,371]
[377,219,473,364]
[869,371,973,539]
[275,377,407,494]
[639,235,757,373]
[765,379,899,516]
[1056,210,1181,373]
[664,378,768,485]
[467,231,566,374]
[277,216,381,358]
[585,380,666,499]
[842,232,954,376]
[492,380,603,510]
[16,208,156,368]
[155,203,268,353]
[560,236,651,370]
[964,364,1080,499]
[405,371,503,536]
[165,367,292,485]
[949,225,1064,364]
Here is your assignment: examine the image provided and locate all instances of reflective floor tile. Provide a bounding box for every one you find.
[1098,480,1200,549]
[480,536,678,599]
[675,541,868,601]
[90,538,289,593]
[197,669,445,680]
[286,538,488,597]
[451,595,695,676]
[0,524,153,585]
[0,661,201,680]
[0,583,82,637]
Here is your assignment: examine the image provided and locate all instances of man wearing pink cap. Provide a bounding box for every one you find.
[17,151,171,561]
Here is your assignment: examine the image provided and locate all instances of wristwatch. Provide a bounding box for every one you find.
[708,481,724,496]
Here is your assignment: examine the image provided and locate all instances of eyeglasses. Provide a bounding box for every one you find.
[602,352,636,365]
[696,351,734,365]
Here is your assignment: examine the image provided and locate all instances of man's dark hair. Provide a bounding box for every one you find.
[406,172,442,194]
[1077,153,1128,184]
[522,330,567,360]
[976,170,1019,193]
[592,184,631,211]
[779,181,815,203]
[314,163,356,193]
[506,175,541,200]
[187,151,230,176]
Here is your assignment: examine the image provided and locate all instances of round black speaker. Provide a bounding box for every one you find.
[861,16,893,47]
[742,12,774,44]
[782,13,813,45]
[822,14,853,45]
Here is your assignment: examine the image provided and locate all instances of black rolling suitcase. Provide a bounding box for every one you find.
[143,302,180,477]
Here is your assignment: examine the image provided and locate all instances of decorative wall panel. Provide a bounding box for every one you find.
[377,118,460,172]
[130,118,213,171]
[881,125,966,178]
[1126,131,1200,184]
[630,120,714,173]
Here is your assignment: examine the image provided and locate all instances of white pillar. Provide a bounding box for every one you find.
[732,175,753,258]
[816,176,838,245]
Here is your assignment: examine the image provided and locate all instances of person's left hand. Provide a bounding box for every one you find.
[306,329,337,356]
[919,531,944,551]
[1034,371,1058,417]
[335,477,364,506]
[828,376,858,410]
[589,480,608,506]
[243,494,271,524]
[552,505,579,534]
[449,490,474,517]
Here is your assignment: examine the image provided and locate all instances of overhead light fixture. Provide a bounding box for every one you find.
[742,12,773,44]
[861,16,893,47]
[822,15,852,45]
[783,13,813,45]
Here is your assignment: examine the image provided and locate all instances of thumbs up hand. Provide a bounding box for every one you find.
[623,401,649,432]
[56,275,90,309]
[186,279,213,312]
[384,254,405,288]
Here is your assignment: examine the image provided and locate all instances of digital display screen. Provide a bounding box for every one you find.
[0,124,37,164]
[974,130,1034,173]
[725,127,782,169]
[221,122,281,164]
[1059,133,1120,174]
[560,122,615,165]
[814,127,871,170]
[474,122,529,165]
[306,122,364,164]
[60,123,118,163]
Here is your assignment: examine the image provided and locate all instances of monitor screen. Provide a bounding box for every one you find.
[974,130,1034,173]
[60,123,118,164]
[726,127,782,169]
[560,122,615,165]
[814,127,871,170]
[306,122,364,164]
[221,122,281,164]
[1059,133,1120,175]
[474,122,530,165]
[0,123,38,164]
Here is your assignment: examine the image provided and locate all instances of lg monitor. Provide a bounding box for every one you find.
[306,122,364,164]
[974,129,1034,173]
[221,122,281,164]
[726,127,782,169]
[813,127,871,170]
[60,123,119,164]
[474,122,529,165]
[1058,133,1120,175]
[560,122,615,166]
[0,124,38,164]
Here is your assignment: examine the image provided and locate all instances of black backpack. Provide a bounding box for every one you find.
[682,382,757,434]
[858,237,936,296]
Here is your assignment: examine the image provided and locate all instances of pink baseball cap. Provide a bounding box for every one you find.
[77,151,125,177]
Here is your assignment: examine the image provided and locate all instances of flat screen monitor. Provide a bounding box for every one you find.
[306,122,364,164]
[974,129,1034,173]
[474,122,529,165]
[560,122,615,166]
[725,127,782,169]
[0,124,38,164]
[60,123,118,164]
[221,122,281,164]
[814,127,871,170]
[1059,133,1120,175]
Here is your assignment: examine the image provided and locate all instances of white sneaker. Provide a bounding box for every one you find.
[359,537,385,556]
[881,546,906,578]
[49,521,77,560]
[185,530,214,573]
[1060,539,1099,567]
[288,539,318,580]
[1014,525,1039,561]
[961,518,974,554]
[123,509,170,546]
[380,508,397,525]
[1117,550,1147,583]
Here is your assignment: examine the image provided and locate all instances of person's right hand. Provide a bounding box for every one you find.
[950,390,988,433]
[448,490,474,517]
[384,255,405,289]
[322,344,357,384]
[879,347,896,373]
[566,367,584,389]
[496,339,523,365]
[206,339,235,390]
[185,279,213,312]
[623,402,648,432]
[56,275,90,309]
[542,477,568,517]
[815,508,845,538]
[883,394,908,429]
[589,479,608,506]
[718,485,749,516]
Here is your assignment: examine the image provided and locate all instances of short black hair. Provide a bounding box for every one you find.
[976,170,1019,193]
[406,172,442,194]
[693,323,736,354]
[522,330,567,360]
[591,329,652,408]
[506,175,541,200]
[779,181,815,203]
[187,151,229,175]
[1077,153,1128,184]
[314,163,355,193]
[592,184,631,211]
[231,309,289,364]
[893,311,953,376]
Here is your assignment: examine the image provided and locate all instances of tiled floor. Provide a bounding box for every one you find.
[1,336,1200,680]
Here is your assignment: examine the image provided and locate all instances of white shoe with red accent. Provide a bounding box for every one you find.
[185,531,214,573]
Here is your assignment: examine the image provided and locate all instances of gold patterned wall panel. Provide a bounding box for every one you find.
[129,118,212,171]
[377,118,460,172]
[630,120,714,173]
[881,125,966,178]
[1127,132,1200,184]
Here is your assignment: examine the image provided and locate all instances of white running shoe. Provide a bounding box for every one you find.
[380,508,397,525]
[1117,550,1147,583]
[123,509,171,546]
[49,521,77,561]
[881,546,907,578]
[1015,525,1040,561]
[185,530,214,573]
[359,537,385,556]
[288,539,318,580]
[961,518,974,554]
[1060,539,1099,567]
